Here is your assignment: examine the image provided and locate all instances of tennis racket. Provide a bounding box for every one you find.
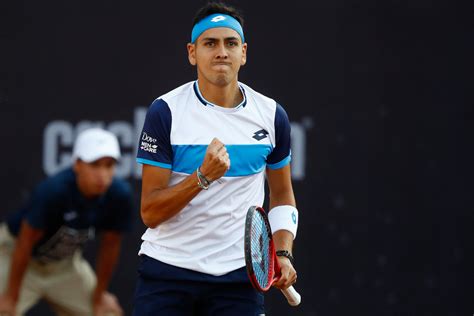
[244,205,301,306]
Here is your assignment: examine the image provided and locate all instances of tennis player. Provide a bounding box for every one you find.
[0,128,134,316]
[134,2,299,315]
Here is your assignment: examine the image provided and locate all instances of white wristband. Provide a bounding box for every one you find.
[268,205,298,239]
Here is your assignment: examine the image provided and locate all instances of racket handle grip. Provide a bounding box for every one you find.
[281,286,301,306]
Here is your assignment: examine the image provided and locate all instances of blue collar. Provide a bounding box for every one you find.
[193,81,247,109]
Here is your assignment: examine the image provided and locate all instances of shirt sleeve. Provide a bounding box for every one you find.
[99,180,134,232]
[266,103,292,169]
[136,99,173,168]
[24,179,61,230]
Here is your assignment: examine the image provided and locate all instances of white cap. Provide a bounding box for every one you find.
[72,128,121,163]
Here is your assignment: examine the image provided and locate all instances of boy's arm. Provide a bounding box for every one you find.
[92,230,123,316]
[0,221,43,304]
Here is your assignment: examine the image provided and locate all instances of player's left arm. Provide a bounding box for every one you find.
[92,230,124,316]
[266,164,298,290]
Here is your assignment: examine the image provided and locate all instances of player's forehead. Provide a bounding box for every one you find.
[197,27,241,42]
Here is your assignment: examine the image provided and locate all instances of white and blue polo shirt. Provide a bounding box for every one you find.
[136,81,291,276]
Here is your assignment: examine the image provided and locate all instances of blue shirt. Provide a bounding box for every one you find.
[6,168,134,263]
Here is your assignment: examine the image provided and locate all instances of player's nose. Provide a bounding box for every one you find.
[215,43,228,59]
[97,166,112,183]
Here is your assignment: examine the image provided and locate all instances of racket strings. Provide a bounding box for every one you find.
[250,211,271,289]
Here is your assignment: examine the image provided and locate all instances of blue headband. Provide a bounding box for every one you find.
[191,13,245,44]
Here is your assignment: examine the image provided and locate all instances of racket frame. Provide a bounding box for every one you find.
[245,205,286,292]
[244,205,302,307]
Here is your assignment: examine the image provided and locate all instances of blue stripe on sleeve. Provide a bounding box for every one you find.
[267,154,291,170]
[136,158,172,169]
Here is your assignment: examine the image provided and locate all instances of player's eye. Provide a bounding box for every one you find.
[105,160,116,169]
[90,161,101,168]
[228,41,238,47]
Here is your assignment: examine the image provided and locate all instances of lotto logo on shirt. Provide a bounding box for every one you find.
[141,141,158,153]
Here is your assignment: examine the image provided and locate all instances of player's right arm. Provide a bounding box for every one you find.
[0,221,43,310]
[140,138,230,228]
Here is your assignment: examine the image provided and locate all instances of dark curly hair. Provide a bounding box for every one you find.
[192,2,244,27]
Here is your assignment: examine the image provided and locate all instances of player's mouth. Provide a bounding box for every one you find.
[95,183,108,192]
[212,62,231,66]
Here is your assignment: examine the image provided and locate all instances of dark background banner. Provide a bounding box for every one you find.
[0,1,472,315]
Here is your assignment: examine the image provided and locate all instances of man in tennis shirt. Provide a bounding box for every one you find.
[134,2,299,315]
[0,128,133,316]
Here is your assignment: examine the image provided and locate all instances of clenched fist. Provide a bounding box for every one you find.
[199,138,231,182]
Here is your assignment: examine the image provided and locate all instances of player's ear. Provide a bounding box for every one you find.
[241,42,247,66]
[73,159,80,173]
[187,43,197,66]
